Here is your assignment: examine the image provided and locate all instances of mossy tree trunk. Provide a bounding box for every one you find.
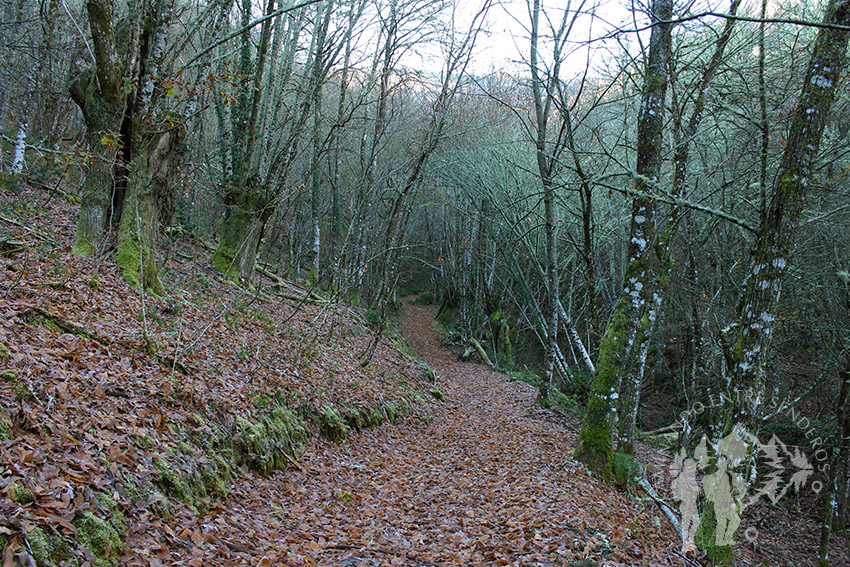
[818,358,850,566]
[69,0,126,256]
[575,0,673,477]
[115,0,178,294]
[707,1,850,563]
[211,185,274,282]
[117,115,183,295]
[721,0,850,428]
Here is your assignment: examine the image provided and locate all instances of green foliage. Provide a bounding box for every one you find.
[429,388,447,402]
[411,292,434,305]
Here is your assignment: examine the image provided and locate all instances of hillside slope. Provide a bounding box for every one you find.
[0,185,434,565]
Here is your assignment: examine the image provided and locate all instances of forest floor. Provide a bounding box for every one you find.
[0,183,843,566]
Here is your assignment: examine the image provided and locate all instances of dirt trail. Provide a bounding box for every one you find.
[162,302,676,566]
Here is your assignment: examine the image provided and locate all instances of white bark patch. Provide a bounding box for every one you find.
[11,122,27,174]
[810,74,833,88]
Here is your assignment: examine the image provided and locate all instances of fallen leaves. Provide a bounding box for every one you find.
[0,185,842,566]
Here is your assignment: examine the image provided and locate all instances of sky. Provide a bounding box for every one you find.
[437,0,768,76]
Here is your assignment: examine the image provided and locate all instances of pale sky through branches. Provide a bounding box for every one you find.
[405,0,771,77]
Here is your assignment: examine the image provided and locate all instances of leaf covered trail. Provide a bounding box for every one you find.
[198,302,676,566]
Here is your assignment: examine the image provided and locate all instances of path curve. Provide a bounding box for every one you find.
[196,302,677,566]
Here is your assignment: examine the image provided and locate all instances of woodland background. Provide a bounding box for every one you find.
[1,0,850,564]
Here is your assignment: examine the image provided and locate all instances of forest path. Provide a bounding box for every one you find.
[188,301,675,566]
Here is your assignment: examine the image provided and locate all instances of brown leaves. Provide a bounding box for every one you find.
[0,184,833,566]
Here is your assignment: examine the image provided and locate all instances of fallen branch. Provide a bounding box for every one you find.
[0,215,57,245]
[464,337,495,368]
[641,422,682,437]
[636,466,682,541]
[17,306,111,345]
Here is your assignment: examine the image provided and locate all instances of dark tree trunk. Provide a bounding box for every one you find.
[70,0,126,257]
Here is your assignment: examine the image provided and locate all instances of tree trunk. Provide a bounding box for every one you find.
[117,115,183,295]
[70,0,126,257]
[708,0,850,562]
[212,186,272,282]
[575,0,673,478]
[818,359,850,566]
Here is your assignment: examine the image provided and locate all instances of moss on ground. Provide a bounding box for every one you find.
[1,369,32,401]
[12,481,34,504]
[230,409,307,475]
[26,525,70,565]
[317,405,349,442]
[152,451,227,516]
[0,415,12,441]
[74,511,124,567]
[0,341,9,361]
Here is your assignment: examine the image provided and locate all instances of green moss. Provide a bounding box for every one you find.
[200,460,230,499]
[13,481,35,504]
[72,240,97,257]
[176,442,193,455]
[612,451,639,489]
[2,368,31,402]
[0,416,12,441]
[231,410,307,475]
[695,501,736,565]
[153,458,192,504]
[26,526,70,565]
[0,341,9,361]
[96,494,126,533]
[333,489,355,503]
[317,405,349,443]
[211,232,240,278]
[429,389,446,402]
[73,511,123,567]
[124,477,168,517]
[116,235,164,296]
[550,388,583,418]
[575,302,631,481]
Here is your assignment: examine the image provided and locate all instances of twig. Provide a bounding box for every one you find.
[0,215,57,245]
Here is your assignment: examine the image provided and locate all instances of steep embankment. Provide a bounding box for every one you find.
[0,185,432,565]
